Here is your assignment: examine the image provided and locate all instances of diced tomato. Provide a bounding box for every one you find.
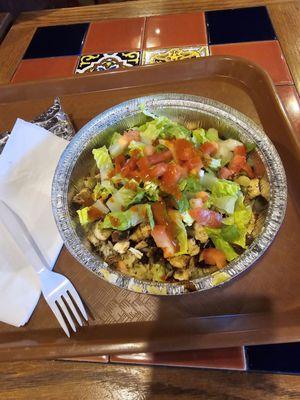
[189,207,222,228]
[218,167,233,179]
[149,162,168,179]
[152,201,168,225]
[228,154,246,174]
[202,248,227,269]
[151,225,176,258]
[137,157,150,174]
[120,157,137,177]
[185,156,203,171]
[200,141,219,156]
[161,163,183,188]
[196,191,209,202]
[123,130,140,143]
[242,163,255,178]
[174,139,195,161]
[148,149,173,164]
[234,145,246,157]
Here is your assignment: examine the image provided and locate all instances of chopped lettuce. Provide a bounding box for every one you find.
[245,142,256,153]
[139,120,162,144]
[100,204,152,231]
[209,195,237,215]
[200,172,218,190]
[181,211,194,226]
[215,138,242,161]
[77,207,90,226]
[128,140,146,156]
[179,175,202,193]
[92,180,116,201]
[206,128,219,142]
[108,132,128,158]
[205,228,238,261]
[221,224,240,242]
[192,128,207,146]
[175,193,190,213]
[106,183,144,212]
[211,179,240,197]
[209,158,221,170]
[144,181,160,201]
[223,195,252,248]
[92,146,114,181]
[168,210,188,255]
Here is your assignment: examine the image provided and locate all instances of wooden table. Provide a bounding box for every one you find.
[0,1,299,398]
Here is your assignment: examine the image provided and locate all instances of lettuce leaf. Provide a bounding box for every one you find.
[211,179,240,197]
[179,175,202,193]
[168,209,188,255]
[106,182,144,212]
[192,128,207,146]
[108,132,128,158]
[206,128,219,142]
[128,140,146,156]
[205,228,238,261]
[139,120,162,144]
[143,181,160,201]
[92,180,116,201]
[175,193,190,213]
[92,146,114,181]
[100,204,152,231]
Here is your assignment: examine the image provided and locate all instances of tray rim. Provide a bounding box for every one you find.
[0,56,299,361]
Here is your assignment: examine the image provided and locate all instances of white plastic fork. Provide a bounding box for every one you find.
[0,200,88,337]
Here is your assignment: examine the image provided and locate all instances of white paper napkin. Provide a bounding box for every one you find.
[0,119,68,327]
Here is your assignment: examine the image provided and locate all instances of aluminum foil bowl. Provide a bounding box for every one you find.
[52,94,287,295]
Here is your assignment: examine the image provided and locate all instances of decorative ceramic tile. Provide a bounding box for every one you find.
[111,347,246,370]
[82,18,145,54]
[246,343,300,373]
[144,12,207,49]
[24,24,89,59]
[277,86,300,138]
[206,6,276,45]
[12,56,78,83]
[75,51,141,73]
[142,46,209,65]
[210,40,292,85]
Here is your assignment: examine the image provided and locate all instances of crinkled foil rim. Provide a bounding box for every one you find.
[52,94,287,295]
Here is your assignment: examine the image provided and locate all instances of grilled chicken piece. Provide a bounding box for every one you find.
[113,240,130,254]
[247,178,260,199]
[72,188,94,206]
[187,238,200,256]
[93,222,112,241]
[130,224,151,241]
[168,255,190,269]
[193,223,209,243]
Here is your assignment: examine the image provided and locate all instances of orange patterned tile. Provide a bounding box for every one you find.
[210,40,293,85]
[12,56,78,83]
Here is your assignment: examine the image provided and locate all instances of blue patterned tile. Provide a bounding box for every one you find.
[246,343,300,373]
[23,23,89,59]
[206,6,276,45]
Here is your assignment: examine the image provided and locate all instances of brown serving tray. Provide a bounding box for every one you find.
[0,56,299,362]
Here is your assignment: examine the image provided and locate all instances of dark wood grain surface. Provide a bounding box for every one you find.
[1,360,299,400]
[0,1,299,397]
